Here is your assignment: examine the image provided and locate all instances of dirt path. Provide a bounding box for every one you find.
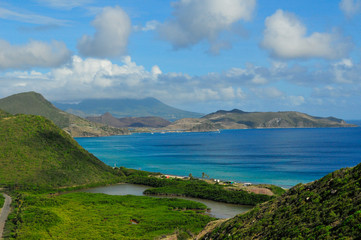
[195,219,228,240]
[0,193,12,239]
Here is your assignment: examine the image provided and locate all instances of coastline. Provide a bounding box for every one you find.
[75,127,361,188]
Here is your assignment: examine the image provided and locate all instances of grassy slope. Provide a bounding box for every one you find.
[0,193,4,208]
[0,92,69,128]
[9,192,214,239]
[0,110,213,239]
[0,92,129,137]
[204,164,361,239]
[0,111,120,188]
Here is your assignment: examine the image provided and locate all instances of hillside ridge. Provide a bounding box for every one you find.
[0,92,129,137]
[202,163,361,239]
[0,110,121,188]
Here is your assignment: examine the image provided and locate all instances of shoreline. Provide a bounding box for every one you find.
[152,173,285,195]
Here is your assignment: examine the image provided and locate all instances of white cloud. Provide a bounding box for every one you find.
[253,87,284,98]
[52,55,150,88]
[151,65,162,76]
[288,95,305,106]
[0,7,69,25]
[158,0,256,53]
[133,20,160,32]
[2,56,361,117]
[1,56,253,104]
[261,10,352,60]
[340,0,361,17]
[332,59,355,83]
[220,87,236,100]
[224,64,269,85]
[236,88,246,99]
[334,58,353,68]
[77,6,131,58]
[251,75,267,84]
[0,39,71,69]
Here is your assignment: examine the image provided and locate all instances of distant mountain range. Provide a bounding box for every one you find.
[54,97,203,121]
[0,92,129,137]
[0,92,355,135]
[163,109,356,131]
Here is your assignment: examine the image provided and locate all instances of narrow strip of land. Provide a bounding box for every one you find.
[0,193,12,239]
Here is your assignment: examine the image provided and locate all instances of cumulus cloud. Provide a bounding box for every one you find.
[261,10,352,60]
[151,65,162,76]
[339,0,361,17]
[0,39,71,69]
[77,6,131,58]
[0,55,257,104]
[158,0,256,53]
[3,56,361,116]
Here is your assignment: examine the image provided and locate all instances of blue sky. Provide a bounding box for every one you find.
[0,0,361,119]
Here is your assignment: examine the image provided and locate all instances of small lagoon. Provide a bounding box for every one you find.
[82,183,252,219]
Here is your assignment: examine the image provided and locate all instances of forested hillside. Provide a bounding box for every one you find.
[203,163,361,239]
[0,110,121,188]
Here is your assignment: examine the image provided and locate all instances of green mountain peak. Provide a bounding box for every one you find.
[0,112,120,188]
[0,92,129,137]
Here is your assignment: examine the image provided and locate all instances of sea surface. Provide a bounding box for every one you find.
[76,126,361,188]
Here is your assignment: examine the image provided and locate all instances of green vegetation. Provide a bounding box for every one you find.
[1,109,287,239]
[6,192,214,239]
[257,184,286,196]
[0,193,4,207]
[0,111,122,189]
[164,109,355,132]
[202,109,356,129]
[203,164,361,239]
[0,111,216,239]
[0,92,70,128]
[127,176,273,205]
[0,92,129,137]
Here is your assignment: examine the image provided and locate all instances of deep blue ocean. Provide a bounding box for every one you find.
[76,124,361,188]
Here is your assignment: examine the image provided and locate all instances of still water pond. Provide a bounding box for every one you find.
[82,183,252,219]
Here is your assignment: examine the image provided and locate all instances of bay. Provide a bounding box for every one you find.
[76,127,361,188]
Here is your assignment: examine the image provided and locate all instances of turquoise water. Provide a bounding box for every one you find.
[76,127,361,188]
